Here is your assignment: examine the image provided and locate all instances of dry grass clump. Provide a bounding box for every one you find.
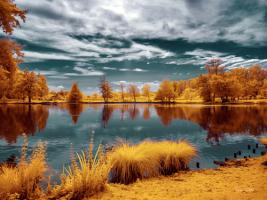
[155,141,197,175]
[0,136,47,200]
[108,142,159,184]
[260,137,267,146]
[108,140,197,184]
[50,143,110,199]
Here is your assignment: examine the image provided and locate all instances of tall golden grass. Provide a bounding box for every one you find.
[0,136,47,200]
[50,143,110,199]
[108,142,160,184]
[108,140,197,184]
[0,137,197,198]
[260,137,267,146]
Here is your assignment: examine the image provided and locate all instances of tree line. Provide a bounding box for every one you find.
[68,60,267,103]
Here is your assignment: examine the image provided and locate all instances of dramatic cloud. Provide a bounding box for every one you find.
[2,0,266,92]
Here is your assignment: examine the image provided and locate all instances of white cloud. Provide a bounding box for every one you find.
[24,51,85,62]
[168,49,267,69]
[103,66,117,70]
[112,80,160,91]
[64,66,104,76]
[12,0,267,66]
[49,85,65,92]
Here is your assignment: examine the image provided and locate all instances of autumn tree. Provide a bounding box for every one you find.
[173,80,187,97]
[68,82,83,103]
[128,84,140,102]
[260,80,267,98]
[0,68,9,98]
[142,84,151,101]
[120,81,125,102]
[197,75,211,102]
[16,70,39,103]
[99,77,113,103]
[155,80,176,103]
[0,0,26,34]
[205,58,225,75]
[0,39,23,78]
[36,74,49,99]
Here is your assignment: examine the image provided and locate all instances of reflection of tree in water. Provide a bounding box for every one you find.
[128,105,139,120]
[68,104,84,124]
[100,104,145,127]
[101,105,114,128]
[143,106,151,120]
[58,103,87,124]
[154,105,267,143]
[0,105,49,144]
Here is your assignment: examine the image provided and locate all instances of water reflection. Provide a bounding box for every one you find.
[0,104,266,144]
[0,105,49,143]
[154,105,267,143]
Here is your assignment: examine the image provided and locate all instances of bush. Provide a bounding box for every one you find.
[0,136,47,200]
[108,142,159,184]
[155,141,197,175]
[108,140,197,184]
[50,144,110,199]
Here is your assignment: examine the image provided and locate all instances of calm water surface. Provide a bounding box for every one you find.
[0,104,266,176]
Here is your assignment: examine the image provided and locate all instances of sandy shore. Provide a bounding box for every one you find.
[93,155,267,200]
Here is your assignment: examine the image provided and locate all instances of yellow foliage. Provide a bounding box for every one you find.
[0,138,47,200]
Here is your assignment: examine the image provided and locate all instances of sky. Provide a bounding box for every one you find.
[3,0,267,93]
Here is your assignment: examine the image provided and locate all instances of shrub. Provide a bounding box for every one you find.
[108,142,159,184]
[50,144,110,199]
[108,140,197,184]
[155,141,197,175]
[0,136,47,200]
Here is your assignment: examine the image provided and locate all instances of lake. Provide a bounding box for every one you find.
[0,104,266,177]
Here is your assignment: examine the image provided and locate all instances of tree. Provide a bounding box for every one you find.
[17,70,38,103]
[181,88,199,100]
[205,58,225,75]
[36,74,49,99]
[128,84,140,102]
[120,81,125,102]
[0,67,9,98]
[99,77,113,103]
[197,75,211,102]
[0,39,23,78]
[0,0,26,34]
[142,84,151,101]
[68,82,83,103]
[260,80,267,98]
[155,80,176,103]
[173,80,187,97]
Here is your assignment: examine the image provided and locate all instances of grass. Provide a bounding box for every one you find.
[0,136,47,200]
[108,140,197,184]
[155,141,197,175]
[0,138,197,198]
[108,141,160,184]
[50,142,110,199]
[260,137,267,146]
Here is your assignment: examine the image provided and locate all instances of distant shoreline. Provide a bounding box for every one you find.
[1,99,267,105]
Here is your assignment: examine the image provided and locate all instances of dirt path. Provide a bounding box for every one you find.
[93,155,267,200]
